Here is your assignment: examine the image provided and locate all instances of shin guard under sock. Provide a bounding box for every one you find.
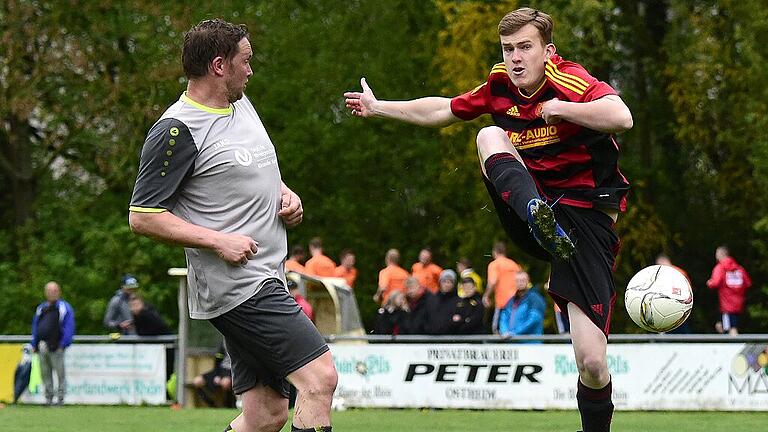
[577,379,614,432]
[484,153,541,221]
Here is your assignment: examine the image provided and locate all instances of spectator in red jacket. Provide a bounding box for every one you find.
[707,246,752,335]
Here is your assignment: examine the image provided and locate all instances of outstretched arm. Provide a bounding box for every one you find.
[129,211,258,266]
[540,95,633,134]
[344,78,461,128]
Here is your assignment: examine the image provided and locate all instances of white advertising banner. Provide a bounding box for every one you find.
[329,343,768,411]
[22,344,167,405]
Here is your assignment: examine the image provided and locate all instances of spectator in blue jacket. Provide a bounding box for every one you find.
[498,271,545,343]
[31,281,75,405]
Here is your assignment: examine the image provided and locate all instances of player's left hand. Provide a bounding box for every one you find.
[540,98,563,125]
[278,184,303,227]
[344,77,377,118]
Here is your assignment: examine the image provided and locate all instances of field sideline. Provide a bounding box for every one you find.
[2,406,768,432]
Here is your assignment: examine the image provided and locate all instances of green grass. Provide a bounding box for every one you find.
[1,405,767,431]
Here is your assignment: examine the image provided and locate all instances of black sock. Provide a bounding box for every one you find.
[576,379,614,432]
[291,426,332,432]
[484,153,540,221]
[223,425,233,432]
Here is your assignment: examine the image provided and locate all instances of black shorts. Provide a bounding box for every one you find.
[484,177,620,336]
[209,278,329,397]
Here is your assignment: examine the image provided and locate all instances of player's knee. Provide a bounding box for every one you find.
[476,126,505,148]
[578,355,608,381]
[299,364,338,400]
[476,126,514,162]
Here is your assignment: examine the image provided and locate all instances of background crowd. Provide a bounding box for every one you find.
[285,238,753,338]
[22,234,753,406]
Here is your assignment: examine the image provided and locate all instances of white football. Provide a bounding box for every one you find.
[625,265,693,333]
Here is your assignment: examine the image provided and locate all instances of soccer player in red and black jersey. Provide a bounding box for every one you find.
[344,8,632,432]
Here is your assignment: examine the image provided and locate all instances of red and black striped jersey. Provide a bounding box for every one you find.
[450,55,629,211]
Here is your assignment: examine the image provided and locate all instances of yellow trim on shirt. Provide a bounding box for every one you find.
[181,92,233,115]
[545,71,586,95]
[516,78,547,99]
[129,206,167,213]
[545,60,589,88]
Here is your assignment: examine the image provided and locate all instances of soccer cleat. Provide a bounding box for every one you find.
[527,198,575,260]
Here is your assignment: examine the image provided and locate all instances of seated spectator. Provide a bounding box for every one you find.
[305,237,337,277]
[374,291,408,335]
[103,274,139,335]
[334,249,358,288]
[129,294,174,390]
[498,271,545,343]
[191,343,234,408]
[400,276,434,334]
[374,249,409,305]
[129,294,171,336]
[456,258,484,297]
[285,245,307,274]
[451,277,485,335]
[425,270,460,335]
[411,248,442,294]
[288,279,314,322]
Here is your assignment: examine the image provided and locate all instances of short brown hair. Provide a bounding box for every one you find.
[309,237,323,249]
[385,248,400,265]
[183,19,248,79]
[498,7,554,44]
[493,241,506,255]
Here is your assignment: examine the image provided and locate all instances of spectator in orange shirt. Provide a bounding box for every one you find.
[483,242,521,334]
[334,249,358,288]
[374,248,410,305]
[285,245,306,274]
[304,237,337,277]
[411,248,443,293]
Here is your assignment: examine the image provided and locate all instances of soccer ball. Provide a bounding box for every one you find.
[625,265,693,332]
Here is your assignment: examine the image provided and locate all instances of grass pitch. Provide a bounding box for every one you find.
[2,405,767,431]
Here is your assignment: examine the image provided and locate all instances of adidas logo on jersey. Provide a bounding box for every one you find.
[506,106,520,117]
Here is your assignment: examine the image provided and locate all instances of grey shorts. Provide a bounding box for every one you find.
[209,278,328,397]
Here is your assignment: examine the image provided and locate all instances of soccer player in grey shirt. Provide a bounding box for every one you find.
[129,19,336,432]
